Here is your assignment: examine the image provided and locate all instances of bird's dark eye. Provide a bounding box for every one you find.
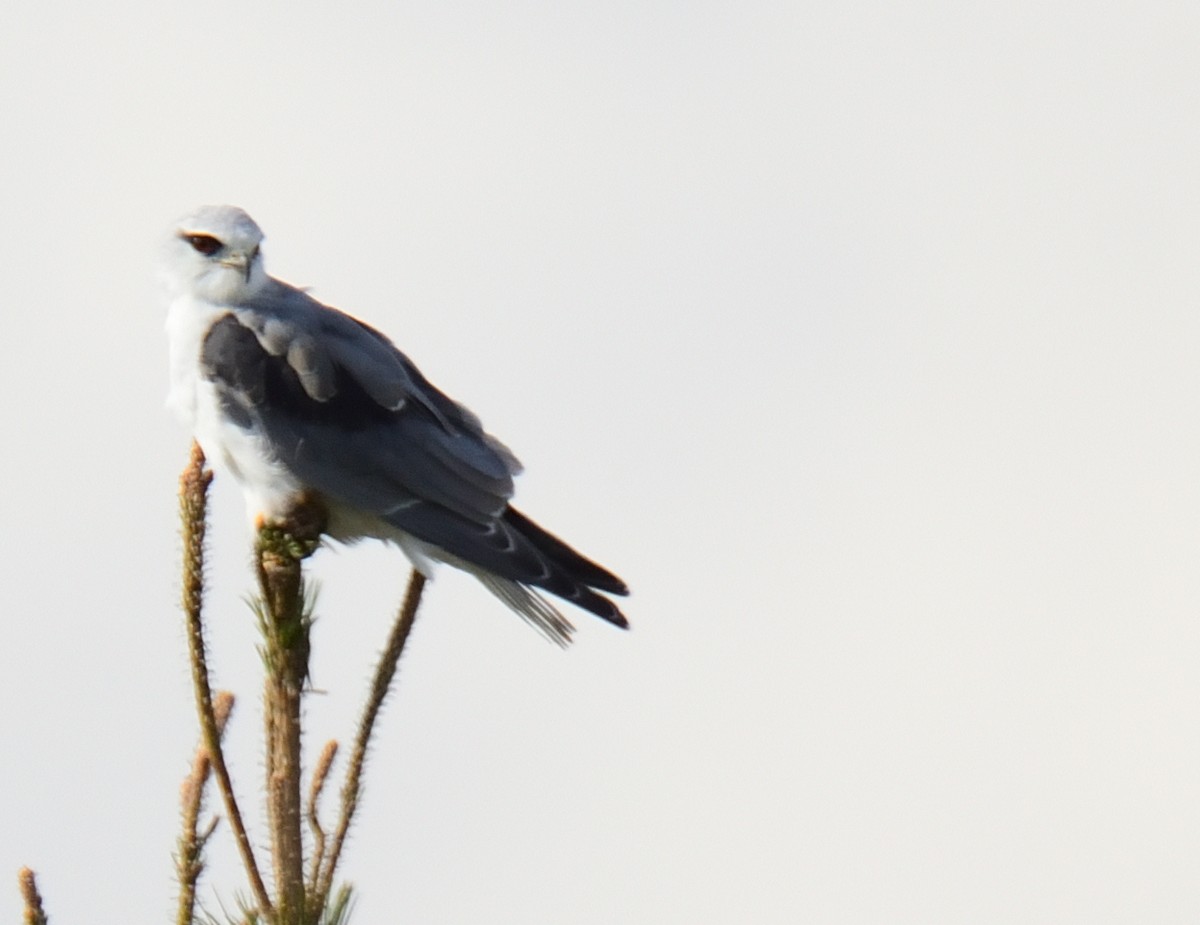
[184,234,223,256]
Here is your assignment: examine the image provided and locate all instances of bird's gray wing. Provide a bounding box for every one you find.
[202,284,629,633]
[203,284,520,526]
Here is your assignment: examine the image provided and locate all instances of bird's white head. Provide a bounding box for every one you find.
[162,205,268,303]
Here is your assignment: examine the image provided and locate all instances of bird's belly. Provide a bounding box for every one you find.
[193,380,305,524]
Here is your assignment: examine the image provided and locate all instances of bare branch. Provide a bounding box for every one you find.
[176,691,236,925]
[18,868,47,925]
[307,740,339,895]
[179,443,274,919]
[255,500,325,923]
[316,570,425,909]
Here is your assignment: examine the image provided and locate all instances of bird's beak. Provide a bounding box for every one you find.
[221,253,252,282]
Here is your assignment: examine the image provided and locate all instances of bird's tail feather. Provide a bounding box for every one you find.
[504,507,628,596]
[381,508,628,638]
[473,572,575,647]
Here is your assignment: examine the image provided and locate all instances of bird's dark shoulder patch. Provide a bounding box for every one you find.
[201,314,267,399]
[201,313,399,430]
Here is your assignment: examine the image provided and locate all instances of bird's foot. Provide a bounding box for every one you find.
[255,494,327,561]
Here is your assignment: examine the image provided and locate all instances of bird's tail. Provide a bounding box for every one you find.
[500,507,629,630]
[473,572,578,647]
[384,504,629,645]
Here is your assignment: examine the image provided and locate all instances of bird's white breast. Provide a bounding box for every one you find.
[166,294,304,523]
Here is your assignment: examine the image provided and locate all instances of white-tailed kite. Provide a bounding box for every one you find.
[163,205,628,644]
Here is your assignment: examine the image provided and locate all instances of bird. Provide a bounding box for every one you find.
[162,205,628,645]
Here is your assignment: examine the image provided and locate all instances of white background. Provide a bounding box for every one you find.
[1,2,1198,922]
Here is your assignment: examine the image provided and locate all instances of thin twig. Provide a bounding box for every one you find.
[180,443,274,919]
[315,570,426,909]
[176,691,236,925]
[18,868,47,925]
[306,740,339,895]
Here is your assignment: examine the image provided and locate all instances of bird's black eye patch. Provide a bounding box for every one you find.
[184,233,223,256]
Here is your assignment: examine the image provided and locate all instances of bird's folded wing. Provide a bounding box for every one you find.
[201,294,520,528]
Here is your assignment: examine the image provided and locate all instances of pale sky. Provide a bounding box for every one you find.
[1,2,1198,923]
